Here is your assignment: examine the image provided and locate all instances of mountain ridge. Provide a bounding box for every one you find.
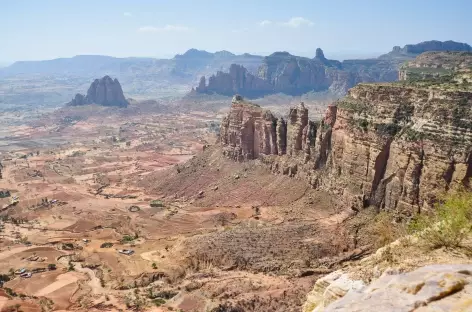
[194,40,472,98]
[4,40,470,77]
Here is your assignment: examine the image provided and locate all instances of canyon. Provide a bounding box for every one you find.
[219,51,472,214]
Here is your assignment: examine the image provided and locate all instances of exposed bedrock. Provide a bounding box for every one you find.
[219,83,472,214]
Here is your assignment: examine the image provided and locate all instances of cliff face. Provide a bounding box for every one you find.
[219,53,472,214]
[329,84,472,213]
[257,52,341,94]
[67,75,129,107]
[197,64,272,98]
[220,95,281,161]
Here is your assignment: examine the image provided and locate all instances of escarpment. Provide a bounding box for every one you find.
[220,65,472,214]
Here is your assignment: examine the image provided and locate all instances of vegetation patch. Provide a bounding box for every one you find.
[403,127,425,141]
[374,123,402,137]
[409,190,472,249]
[100,242,114,248]
[337,99,372,114]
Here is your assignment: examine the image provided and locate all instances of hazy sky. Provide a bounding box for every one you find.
[2,0,471,62]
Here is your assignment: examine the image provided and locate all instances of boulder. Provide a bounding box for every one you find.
[323,264,472,312]
[303,270,365,312]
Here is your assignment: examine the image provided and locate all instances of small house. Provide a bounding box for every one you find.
[118,249,134,255]
[16,268,26,275]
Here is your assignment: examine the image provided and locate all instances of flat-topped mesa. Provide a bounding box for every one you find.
[67,75,129,107]
[399,51,472,81]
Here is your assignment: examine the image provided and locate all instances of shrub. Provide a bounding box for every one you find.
[370,211,405,248]
[100,242,114,248]
[153,298,166,307]
[4,287,17,297]
[0,274,10,282]
[121,235,135,243]
[374,122,401,137]
[409,190,472,249]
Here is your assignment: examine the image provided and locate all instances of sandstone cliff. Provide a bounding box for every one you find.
[219,53,472,214]
[197,64,272,97]
[220,95,280,161]
[67,75,129,107]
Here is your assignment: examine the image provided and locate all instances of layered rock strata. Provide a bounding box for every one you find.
[219,83,472,214]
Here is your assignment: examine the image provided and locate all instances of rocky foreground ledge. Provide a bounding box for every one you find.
[303,263,472,311]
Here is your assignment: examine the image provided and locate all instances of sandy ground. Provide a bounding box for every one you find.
[34,272,81,296]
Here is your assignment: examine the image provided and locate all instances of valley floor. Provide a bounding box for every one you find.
[0,106,349,312]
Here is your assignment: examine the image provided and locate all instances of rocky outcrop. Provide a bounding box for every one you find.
[67,75,128,107]
[220,95,280,161]
[219,53,472,214]
[303,264,472,312]
[197,64,273,97]
[195,50,357,97]
[258,51,343,95]
[303,271,366,312]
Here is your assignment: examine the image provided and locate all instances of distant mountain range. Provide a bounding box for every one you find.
[0,49,263,82]
[0,40,471,106]
[193,40,472,98]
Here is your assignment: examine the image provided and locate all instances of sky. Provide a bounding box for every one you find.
[1,0,471,63]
